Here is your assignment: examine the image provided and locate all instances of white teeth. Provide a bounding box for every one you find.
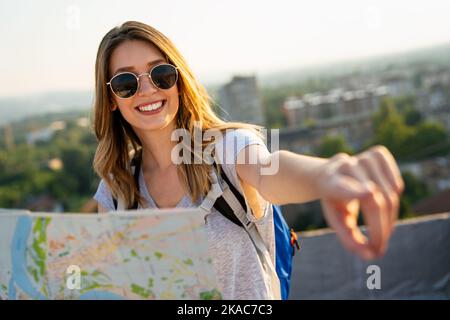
[138,101,163,112]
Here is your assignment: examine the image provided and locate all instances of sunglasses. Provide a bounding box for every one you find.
[106,63,178,99]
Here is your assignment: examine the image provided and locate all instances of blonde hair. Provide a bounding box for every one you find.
[93,21,261,209]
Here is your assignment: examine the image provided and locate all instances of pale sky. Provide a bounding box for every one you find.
[1,0,450,97]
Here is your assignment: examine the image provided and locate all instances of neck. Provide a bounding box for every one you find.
[136,122,178,172]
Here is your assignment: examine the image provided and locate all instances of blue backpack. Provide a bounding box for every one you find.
[112,156,300,299]
[273,205,300,299]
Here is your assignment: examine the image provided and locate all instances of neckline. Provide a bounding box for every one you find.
[138,167,189,209]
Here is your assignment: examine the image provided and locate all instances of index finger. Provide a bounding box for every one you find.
[369,146,404,193]
[359,182,390,257]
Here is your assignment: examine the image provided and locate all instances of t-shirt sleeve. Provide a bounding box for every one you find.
[214,128,271,225]
[93,179,116,211]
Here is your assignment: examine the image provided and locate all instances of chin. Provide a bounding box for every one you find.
[135,116,177,132]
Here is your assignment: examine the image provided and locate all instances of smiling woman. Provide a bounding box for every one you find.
[92,21,404,300]
[92,21,258,211]
[92,21,280,299]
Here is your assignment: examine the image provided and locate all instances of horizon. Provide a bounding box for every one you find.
[0,39,449,101]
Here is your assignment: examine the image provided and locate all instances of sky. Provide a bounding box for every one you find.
[0,0,450,97]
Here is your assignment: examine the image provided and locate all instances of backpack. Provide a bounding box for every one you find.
[111,154,300,300]
[209,165,300,300]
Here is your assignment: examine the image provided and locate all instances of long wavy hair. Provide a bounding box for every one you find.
[93,21,261,209]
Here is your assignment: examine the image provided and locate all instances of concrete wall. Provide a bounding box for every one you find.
[289,213,450,299]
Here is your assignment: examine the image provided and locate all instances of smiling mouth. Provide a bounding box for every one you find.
[135,100,166,112]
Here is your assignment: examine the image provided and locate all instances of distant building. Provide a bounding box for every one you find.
[282,86,387,128]
[77,117,89,128]
[281,86,388,150]
[26,120,66,145]
[26,127,55,145]
[383,74,415,97]
[218,75,265,125]
[400,156,450,193]
[421,66,450,89]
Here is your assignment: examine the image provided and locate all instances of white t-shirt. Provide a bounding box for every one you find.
[94,129,276,299]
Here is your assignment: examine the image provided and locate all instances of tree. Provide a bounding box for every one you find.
[0,111,100,212]
[316,134,354,158]
[403,107,423,126]
[59,145,96,195]
[404,121,449,159]
[372,102,414,158]
[261,87,290,128]
[371,96,449,160]
[402,171,430,203]
[399,171,430,219]
[373,97,396,130]
[394,95,416,112]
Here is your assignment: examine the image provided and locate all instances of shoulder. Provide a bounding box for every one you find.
[93,179,115,211]
[214,128,266,165]
[213,129,273,224]
[212,128,268,195]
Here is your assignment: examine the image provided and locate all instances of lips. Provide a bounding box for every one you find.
[135,100,166,113]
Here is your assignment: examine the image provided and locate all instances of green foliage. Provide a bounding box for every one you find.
[398,171,431,218]
[373,106,414,157]
[371,97,449,160]
[372,97,397,130]
[405,121,449,158]
[394,95,416,112]
[316,134,354,158]
[303,118,317,128]
[0,112,99,212]
[403,107,423,126]
[260,87,291,128]
[402,171,430,203]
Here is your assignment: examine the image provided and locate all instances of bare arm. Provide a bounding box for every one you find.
[236,144,404,261]
[236,146,328,205]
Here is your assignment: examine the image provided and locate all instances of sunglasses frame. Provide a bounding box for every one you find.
[106,63,179,99]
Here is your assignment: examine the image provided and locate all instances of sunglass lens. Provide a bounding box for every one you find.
[151,64,178,90]
[111,73,138,98]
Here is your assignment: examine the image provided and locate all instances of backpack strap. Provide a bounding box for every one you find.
[197,166,225,221]
[217,165,248,212]
[198,163,248,227]
[200,164,281,300]
[211,164,245,227]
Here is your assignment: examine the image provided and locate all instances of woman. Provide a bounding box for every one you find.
[93,21,404,300]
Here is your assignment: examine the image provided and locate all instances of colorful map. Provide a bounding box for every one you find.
[0,208,221,300]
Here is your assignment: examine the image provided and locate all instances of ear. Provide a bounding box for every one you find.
[111,104,118,111]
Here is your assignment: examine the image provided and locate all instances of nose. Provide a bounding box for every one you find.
[137,73,158,96]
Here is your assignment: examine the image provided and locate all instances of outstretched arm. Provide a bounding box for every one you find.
[236,144,404,260]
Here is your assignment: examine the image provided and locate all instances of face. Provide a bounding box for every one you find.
[108,40,179,133]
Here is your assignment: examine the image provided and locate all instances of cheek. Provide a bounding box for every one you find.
[116,98,134,111]
[168,90,180,113]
